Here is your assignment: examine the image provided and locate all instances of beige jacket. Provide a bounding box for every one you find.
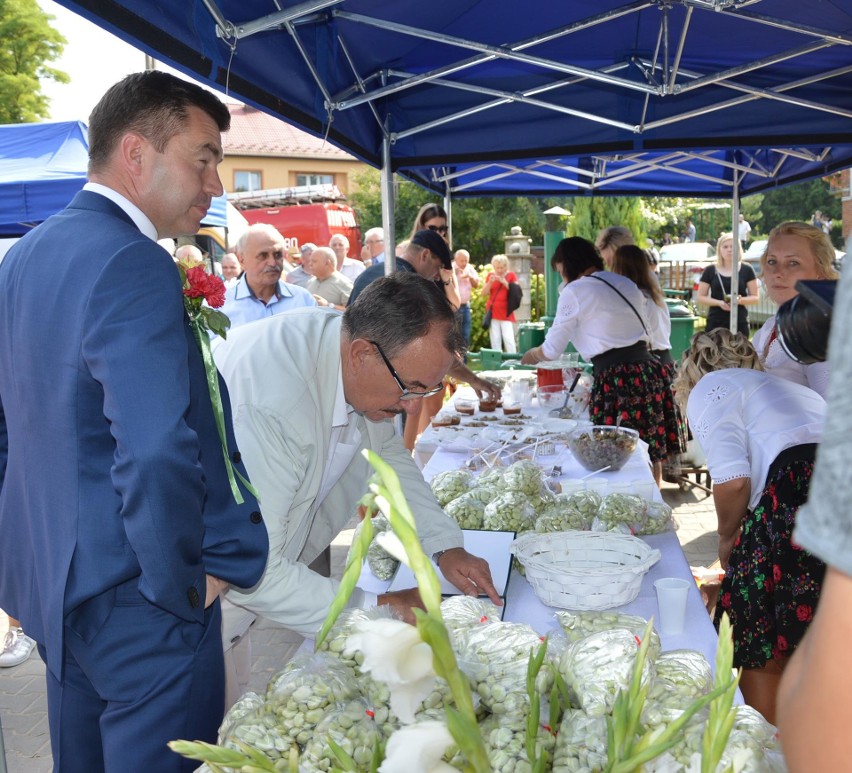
[215,309,462,635]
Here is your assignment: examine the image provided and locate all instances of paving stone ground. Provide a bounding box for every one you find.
[0,479,718,771]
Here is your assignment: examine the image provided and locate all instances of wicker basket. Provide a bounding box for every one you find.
[510,530,661,610]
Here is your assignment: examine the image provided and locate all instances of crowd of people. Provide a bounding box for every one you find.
[0,68,848,772]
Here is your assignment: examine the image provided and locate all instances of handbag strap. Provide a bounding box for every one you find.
[588,273,648,335]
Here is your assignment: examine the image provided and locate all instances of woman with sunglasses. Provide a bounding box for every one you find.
[403,204,459,450]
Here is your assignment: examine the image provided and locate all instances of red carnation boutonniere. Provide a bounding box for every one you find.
[177,260,256,504]
[179,262,231,339]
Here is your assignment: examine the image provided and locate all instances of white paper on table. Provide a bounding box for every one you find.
[387,529,515,601]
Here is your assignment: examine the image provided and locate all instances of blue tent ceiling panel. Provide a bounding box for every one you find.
[51,0,852,196]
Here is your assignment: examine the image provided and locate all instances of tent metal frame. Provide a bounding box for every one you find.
[193,0,852,155]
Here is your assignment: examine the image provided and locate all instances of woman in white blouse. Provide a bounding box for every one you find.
[674,328,826,724]
[752,221,838,398]
[522,237,683,484]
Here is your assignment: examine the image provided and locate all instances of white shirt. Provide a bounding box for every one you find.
[83,182,157,241]
[644,294,671,352]
[340,257,366,282]
[220,274,316,329]
[752,316,830,398]
[541,271,651,361]
[686,369,825,510]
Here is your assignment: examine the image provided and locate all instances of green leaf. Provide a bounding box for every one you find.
[203,308,232,338]
[327,737,358,771]
[314,513,373,649]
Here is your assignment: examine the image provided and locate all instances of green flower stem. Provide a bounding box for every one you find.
[702,612,742,772]
[314,512,374,650]
[364,450,489,773]
[189,316,258,505]
[168,739,278,771]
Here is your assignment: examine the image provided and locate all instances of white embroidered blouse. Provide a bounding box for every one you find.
[752,315,830,398]
[685,369,825,510]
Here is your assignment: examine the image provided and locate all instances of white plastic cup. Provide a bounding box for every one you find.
[654,577,691,635]
[510,379,532,407]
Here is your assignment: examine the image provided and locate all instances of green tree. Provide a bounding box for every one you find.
[566,196,646,244]
[0,0,68,123]
[757,177,842,246]
[348,167,556,263]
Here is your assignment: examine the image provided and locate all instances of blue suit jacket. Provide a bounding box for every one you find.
[0,191,268,678]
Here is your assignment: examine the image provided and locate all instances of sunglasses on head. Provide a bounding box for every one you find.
[427,224,449,235]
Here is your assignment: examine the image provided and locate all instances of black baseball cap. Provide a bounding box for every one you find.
[411,229,452,270]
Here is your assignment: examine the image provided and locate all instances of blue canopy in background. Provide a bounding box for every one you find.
[0,121,88,236]
[49,0,852,186]
[0,120,228,236]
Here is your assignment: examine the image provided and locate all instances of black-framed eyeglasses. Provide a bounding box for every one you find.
[370,340,444,401]
[427,224,449,235]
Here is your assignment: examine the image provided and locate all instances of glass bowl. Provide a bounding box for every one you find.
[568,426,639,472]
[536,384,567,410]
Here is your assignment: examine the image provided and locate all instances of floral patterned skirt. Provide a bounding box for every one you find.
[714,444,825,669]
[590,358,686,462]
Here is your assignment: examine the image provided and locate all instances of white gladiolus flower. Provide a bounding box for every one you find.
[379,720,456,773]
[376,530,410,567]
[344,619,436,723]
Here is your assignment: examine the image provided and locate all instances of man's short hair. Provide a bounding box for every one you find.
[301,243,317,255]
[235,223,286,255]
[364,227,384,243]
[311,246,336,267]
[343,273,465,360]
[88,71,231,174]
[175,244,203,263]
[330,234,350,249]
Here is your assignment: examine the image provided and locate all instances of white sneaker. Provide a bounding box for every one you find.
[0,627,35,667]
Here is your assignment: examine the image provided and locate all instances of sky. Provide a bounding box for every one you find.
[38,0,229,122]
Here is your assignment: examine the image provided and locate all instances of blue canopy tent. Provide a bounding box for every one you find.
[0,121,89,236]
[49,0,852,247]
[398,146,852,199]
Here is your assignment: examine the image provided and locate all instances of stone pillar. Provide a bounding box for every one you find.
[504,226,532,323]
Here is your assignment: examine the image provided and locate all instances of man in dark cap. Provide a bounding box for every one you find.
[348,229,454,305]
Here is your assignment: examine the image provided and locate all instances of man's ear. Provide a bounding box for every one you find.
[346,337,374,373]
[119,132,148,179]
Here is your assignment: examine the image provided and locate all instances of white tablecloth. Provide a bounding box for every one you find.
[410,402,727,676]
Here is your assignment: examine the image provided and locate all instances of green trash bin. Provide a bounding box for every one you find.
[667,299,696,362]
[518,322,546,353]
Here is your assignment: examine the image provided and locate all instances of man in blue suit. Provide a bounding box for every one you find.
[0,72,268,772]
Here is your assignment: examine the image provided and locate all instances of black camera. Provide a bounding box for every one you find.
[775,280,836,364]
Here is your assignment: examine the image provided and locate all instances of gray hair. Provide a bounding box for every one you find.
[235,223,285,255]
[330,233,350,250]
[364,227,384,242]
[343,273,465,360]
[311,246,336,267]
[175,244,203,263]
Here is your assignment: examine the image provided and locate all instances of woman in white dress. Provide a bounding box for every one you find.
[674,328,826,724]
[752,221,838,397]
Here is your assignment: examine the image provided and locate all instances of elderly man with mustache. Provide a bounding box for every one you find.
[221,223,315,327]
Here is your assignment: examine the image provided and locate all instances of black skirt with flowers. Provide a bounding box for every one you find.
[714,444,825,669]
[590,357,686,462]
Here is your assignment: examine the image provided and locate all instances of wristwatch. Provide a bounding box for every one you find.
[432,550,447,564]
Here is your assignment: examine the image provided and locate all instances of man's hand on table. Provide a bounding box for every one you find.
[467,374,501,402]
[438,548,503,606]
[377,588,426,624]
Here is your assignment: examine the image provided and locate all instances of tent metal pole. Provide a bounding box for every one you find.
[381,128,395,276]
[730,177,741,335]
[444,180,452,247]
